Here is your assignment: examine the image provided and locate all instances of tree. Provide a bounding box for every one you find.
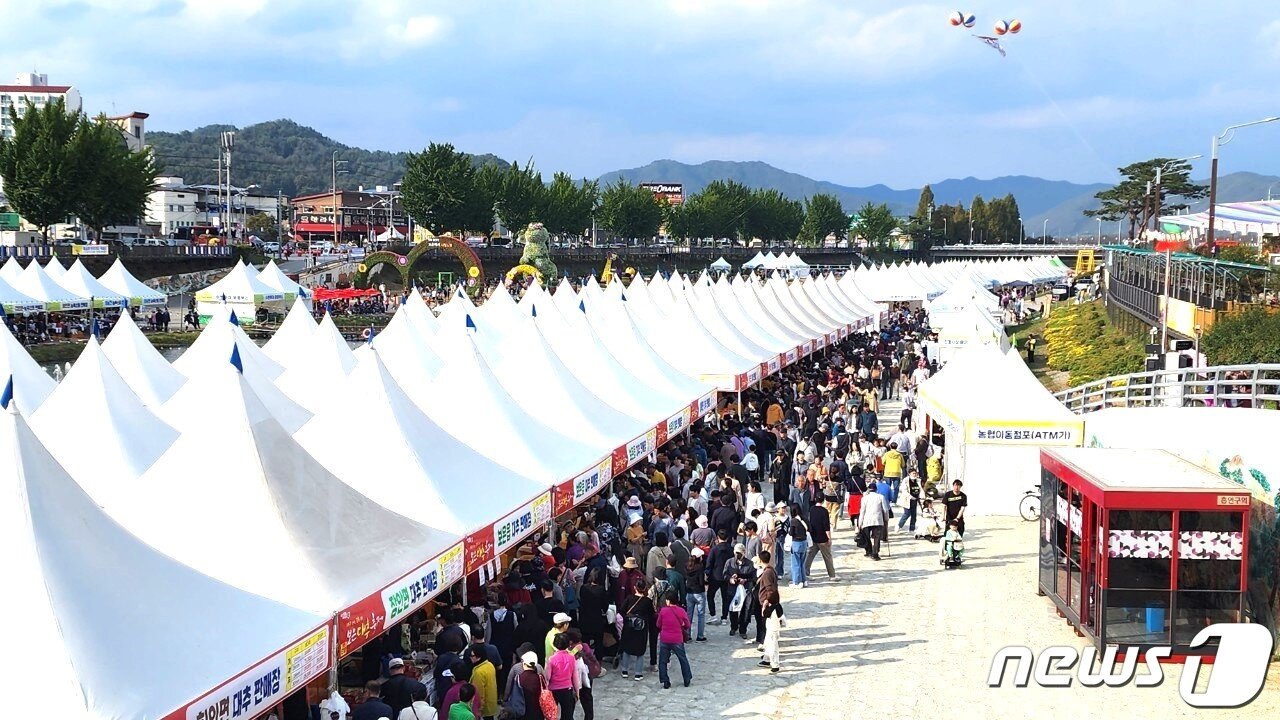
[746,188,804,243]
[246,213,279,242]
[401,142,490,235]
[72,115,158,240]
[1085,158,1207,241]
[596,179,662,241]
[0,97,82,240]
[494,160,544,236]
[799,193,847,246]
[969,195,988,244]
[914,184,935,223]
[693,180,753,241]
[1201,308,1280,366]
[541,172,597,238]
[852,202,898,248]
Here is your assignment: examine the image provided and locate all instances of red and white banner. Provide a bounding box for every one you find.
[693,391,717,419]
[657,406,692,446]
[335,542,467,656]
[176,624,331,720]
[784,348,798,365]
[612,427,658,475]
[766,355,781,375]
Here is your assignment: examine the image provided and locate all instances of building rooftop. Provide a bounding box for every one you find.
[1045,447,1246,493]
[108,112,150,120]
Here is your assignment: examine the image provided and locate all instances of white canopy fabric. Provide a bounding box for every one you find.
[262,297,319,370]
[13,260,89,310]
[195,261,285,323]
[0,320,55,415]
[111,359,449,615]
[43,257,66,279]
[56,259,128,309]
[297,349,547,535]
[256,260,310,301]
[709,256,732,271]
[0,273,44,314]
[376,226,406,243]
[741,251,766,269]
[100,311,186,407]
[97,258,167,307]
[3,402,328,720]
[30,338,179,499]
[275,313,357,414]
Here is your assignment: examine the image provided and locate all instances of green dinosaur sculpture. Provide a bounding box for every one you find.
[519,223,558,280]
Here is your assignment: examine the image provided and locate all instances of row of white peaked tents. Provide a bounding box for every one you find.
[0,256,167,312]
[195,259,311,323]
[2,265,893,720]
[741,250,811,272]
[844,256,1068,305]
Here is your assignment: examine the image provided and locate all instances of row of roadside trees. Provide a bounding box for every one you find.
[400,142,873,246]
[0,98,159,241]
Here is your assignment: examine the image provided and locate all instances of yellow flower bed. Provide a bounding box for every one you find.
[1043,301,1144,386]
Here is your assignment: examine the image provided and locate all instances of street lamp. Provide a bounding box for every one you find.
[1019,216,1024,245]
[330,151,348,265]
[1096,217,1101,246]
[1268,181,1280,202]
[1208,117,1280,249]
[1042,218,1048,242]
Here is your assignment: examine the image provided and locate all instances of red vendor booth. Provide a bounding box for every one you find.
[1038,447,1252,658]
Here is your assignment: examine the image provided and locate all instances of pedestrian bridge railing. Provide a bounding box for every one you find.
[1054,364,1280,414]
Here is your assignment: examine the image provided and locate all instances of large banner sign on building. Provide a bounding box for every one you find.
[639,182,684,206]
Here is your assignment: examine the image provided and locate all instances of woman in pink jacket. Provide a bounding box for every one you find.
[654,592,693,689]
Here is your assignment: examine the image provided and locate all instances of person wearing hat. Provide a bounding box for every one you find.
[689,514,714,554]
[537,543,558,572]
[624,514,648,575]
[380,656,425,718]
[514,651,546,720]
[617,555,643,606]
[545,612,573,664]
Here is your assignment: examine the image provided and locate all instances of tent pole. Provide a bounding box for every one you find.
[737,390,742,418]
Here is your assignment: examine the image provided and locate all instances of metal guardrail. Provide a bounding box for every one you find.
[1055,364,1280,413]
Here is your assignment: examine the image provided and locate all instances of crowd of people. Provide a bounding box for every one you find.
[327,302,973,720]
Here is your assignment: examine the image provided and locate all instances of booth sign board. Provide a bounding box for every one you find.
[178,625,330,720]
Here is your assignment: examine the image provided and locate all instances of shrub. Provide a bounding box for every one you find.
[1043,301,1144,385]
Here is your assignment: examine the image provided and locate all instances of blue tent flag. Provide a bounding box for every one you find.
[0,375,12,410]
[229,344,244,374]
[228,309,239,326]
[465,314,476,330]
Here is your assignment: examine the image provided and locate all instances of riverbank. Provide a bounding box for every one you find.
[25,331,200,364]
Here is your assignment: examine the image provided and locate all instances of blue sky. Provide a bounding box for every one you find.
[3,0,1279,188]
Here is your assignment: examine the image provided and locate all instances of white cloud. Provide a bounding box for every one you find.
[398,15,449,45]
[1261,20,1280,58]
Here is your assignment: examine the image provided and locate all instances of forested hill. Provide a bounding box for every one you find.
[145,119,508,196]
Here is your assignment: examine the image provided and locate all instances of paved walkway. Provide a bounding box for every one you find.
[589,514,1280,720]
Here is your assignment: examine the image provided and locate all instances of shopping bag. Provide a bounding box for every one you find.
[729,584,746,613]
[606,603,617,626]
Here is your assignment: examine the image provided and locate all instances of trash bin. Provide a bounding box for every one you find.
[1145,607,1166,635]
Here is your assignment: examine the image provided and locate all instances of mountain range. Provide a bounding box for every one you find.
[148,120,1279,238]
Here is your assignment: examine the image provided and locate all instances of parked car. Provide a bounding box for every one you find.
[262,241,281,253]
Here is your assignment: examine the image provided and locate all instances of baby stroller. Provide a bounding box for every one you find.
[915,500,943,543]
[940,521,964,569]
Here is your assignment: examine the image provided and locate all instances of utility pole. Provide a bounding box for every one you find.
[221,131,235,241]
[331,151,348,259]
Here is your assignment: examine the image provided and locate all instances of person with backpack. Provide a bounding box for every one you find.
[619,578,654,681]
[785,504,810,588]
[513,651,545,720]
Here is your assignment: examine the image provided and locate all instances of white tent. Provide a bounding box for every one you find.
[43,256,67,279]
[2,403,328,720]
[12,259,89,310]
[175,309,286,381]
[30,338,179,499]
[100,311,186,407]
[0,320,55,415]
[0,273,45,314]
[376,226,406,243]
[935,303,1009,364]
[55,259,128,309]
[194,261,285,325]
[262,297,319,370]
[274,313,357,414]
[297,349,547,536]
[709,256,732,271]
[917,343,1082,516]
[0,256,23,283]
[97,258,167,307]
[741,251,766,269]
[110,357,452,615]
[256,260,310,303]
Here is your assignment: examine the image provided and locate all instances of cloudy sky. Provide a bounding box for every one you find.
[3,0,1278,188]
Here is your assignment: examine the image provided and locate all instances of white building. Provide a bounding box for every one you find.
[0,73,82,138]
[109,111,148,152]
[146,177,282,238]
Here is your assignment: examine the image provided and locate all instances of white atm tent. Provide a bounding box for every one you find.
[97,258,167,307]
[2,404,328,720]
[194,261,284,324]
[917,343,1082,516]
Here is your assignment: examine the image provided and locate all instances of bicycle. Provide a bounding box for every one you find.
[1019,486,1041,521]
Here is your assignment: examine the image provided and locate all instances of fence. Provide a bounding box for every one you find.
[0,244,234,260]
[1055,363,1280,414]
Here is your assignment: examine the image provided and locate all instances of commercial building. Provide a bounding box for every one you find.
[146,176,283,238]
[290,186,408,244]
